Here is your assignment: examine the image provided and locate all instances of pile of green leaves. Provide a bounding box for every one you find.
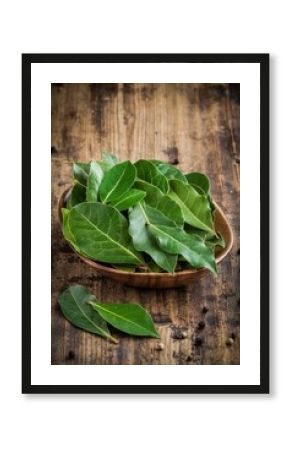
[58,285,159,343]
[62,152,225,274]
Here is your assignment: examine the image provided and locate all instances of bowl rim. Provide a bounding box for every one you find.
[58,187,234,278]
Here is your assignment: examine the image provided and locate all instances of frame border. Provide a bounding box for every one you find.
[22,53,269,394]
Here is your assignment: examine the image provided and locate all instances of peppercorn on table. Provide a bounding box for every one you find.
[51,83,240,365]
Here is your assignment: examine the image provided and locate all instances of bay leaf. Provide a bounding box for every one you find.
[58,285,118,343]
[86,160,104,202]
[109,189,146,211]
[68,202,143,265]
[89,302,160,338]
[150,160,188,183]
[135,160,169,193]
[186,172,210,195]
[169,180,215,235]
[99,161,136,203]
[128,203,177,273]
[62,208,80,252]
[184,223,210,236]
[134,180,164,203]
[66,183,86,209]
[98,153,119,173]
[150,195,183,227]
[102,151,120,166]
[149,226,216,274]
[206,233,225,249]
[184,225,225,250]
[141,203,216,273]
[73,162,90,187]
[134,180,183,226]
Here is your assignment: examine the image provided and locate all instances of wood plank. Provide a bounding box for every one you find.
[51,83,240,365]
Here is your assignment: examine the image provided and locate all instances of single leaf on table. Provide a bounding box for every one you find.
[89,302,160,338]
[134,180,183,227]
[109,189,146,211]
[68,202,143,265]
[135,160,169,193]
[150,160,188,183]
[73,162,90,187]
[128,203,177,273]
[86,160,104,202]
[99,161,136,203]
[186,172,210,195]
[169,180,215,235]
[66,183,86,209]
[58,285,118,343]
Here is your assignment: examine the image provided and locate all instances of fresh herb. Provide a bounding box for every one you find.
[89,302,160,338]
[67,202,143,264]
[86,160,103,202]
[63,153,225,273]
[186,172,211,195]
[58,285,117,343]
[58,285,160,342]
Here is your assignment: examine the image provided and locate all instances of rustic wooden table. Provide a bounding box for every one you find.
[51,83,240,365]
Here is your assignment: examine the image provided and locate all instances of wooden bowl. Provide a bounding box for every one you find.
[58,188,233,288]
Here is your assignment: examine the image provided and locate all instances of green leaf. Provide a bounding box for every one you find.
[168,180,215,235]
[99,161,136,203]
[149,195,183,227]
[134,180,164,203]
[58,285,117,343]
[97,153,120,174]
[186,172,210,195]
[109,189,146,211]
[102,152,120,166]
[66,183,86,209]
[206,233,225,250]
[135,160,169,193]
[149,226,216,274]
[86,160,104,202]
[150,160,188,183]
[134,180,183,227]
[184,224,210,237]
[89,302,160,338]
[62,208,80,251]
[185,225,225,250]
[73,162,90,187]
[68,202,143,265]
[140,203,216,273]
[128,203,177,273]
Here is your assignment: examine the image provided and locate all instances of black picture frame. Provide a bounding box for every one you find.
[22,53,269,394]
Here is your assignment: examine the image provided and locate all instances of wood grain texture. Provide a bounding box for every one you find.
[51,83,240,365]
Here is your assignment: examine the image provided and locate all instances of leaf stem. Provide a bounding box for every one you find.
[107,335,119,344]
[86,301,119,344]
